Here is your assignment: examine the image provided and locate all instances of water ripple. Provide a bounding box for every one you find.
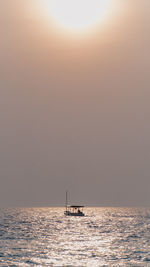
[0,207,150,266]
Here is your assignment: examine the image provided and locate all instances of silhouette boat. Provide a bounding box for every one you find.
[64,191,85,216]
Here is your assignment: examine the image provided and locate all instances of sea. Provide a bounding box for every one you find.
[0,207,150,267]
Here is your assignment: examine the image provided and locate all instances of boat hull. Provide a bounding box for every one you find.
[64,211,84,217]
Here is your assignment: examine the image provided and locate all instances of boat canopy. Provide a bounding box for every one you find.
[69,205,84,208]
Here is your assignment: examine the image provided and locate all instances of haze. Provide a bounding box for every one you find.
[0,0,150,207]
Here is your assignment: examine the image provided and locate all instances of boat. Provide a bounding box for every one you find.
[64,191,85,216]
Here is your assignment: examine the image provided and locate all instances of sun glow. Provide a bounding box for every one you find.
[41,0,113,33]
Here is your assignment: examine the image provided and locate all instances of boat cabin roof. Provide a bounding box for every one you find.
[69,205,84,208]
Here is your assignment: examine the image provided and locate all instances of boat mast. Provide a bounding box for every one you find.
[66,191,68,211]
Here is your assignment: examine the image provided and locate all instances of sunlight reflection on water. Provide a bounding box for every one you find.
[0,207,150,266]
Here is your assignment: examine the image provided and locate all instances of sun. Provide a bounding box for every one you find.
[41,0,112,33]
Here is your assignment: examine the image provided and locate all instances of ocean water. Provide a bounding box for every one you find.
[1,207,150,266]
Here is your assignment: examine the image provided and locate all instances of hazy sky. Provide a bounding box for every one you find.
[0,0,150,207]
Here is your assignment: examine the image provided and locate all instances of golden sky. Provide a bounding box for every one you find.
[0,0,150,207]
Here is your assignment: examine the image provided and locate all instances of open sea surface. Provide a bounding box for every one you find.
[1,207,150,266]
